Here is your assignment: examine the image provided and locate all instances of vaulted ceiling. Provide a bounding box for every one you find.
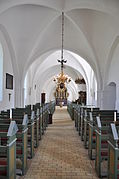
[0,0,119,90]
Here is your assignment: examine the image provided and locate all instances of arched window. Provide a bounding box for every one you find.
[0,43,3,101]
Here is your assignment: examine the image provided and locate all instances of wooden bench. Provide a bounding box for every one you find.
[68,103,81,135]
[25,107,40,147]
[95,112,117,177]
[0,121,18,179]
[88,110,116,160]
[14,115,28,175]
[41,102,55,135]
[32,103,41,142]
[84,107,99,149]
[74,105,80,131]
[34,109,40,147]
[11,109,35,159]
[108,123,119,179]
[67,102,76,121]
[0,114,28,175]
[88,110,100,159]
[80,106,95,141]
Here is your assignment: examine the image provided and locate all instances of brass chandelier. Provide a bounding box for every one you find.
[53,12,71,91]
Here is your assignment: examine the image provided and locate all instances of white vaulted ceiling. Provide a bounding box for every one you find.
[0,0,119,103]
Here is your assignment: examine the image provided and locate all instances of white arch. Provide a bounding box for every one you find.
[24,50,97,106]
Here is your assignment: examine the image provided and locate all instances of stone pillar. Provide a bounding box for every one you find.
[97,90,103,109]
[14,85,21,108]
[14,80,25,108]
[115,84,119,112]
[21,87,25,107]
[98,85,116,110]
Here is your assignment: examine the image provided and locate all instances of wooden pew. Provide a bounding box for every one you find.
[67,102,76,121]
[76,106,81,136]
[80,106,87,140]
[11,109,35,159]
[84,107,99,149]
[95,112,117,177]
[29,110,38,149]
[15,114,28,175]
[26,103,42,141]
[0,121,18,179]
[41,102,55,135]
[88,110,116,160]
[34,106,42,141]
[80,106,95,141]
[0,115,28,175]
[43,104,47,131]
[34,109,40,147]
[108,123,119,179]
[88,110,100,159]
[74,105,80,131]
[39,107,42,139]
[40,105,44,135]
[0,110,9,118]
[68,103,81,135]
[49,101,55,115]
[25,107,40,147]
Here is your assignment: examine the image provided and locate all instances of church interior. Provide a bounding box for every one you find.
[0,0,119,178]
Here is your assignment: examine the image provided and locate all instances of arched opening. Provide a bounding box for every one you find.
[24,50,97,106]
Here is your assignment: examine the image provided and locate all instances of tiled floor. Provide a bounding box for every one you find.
[20,106,98,179]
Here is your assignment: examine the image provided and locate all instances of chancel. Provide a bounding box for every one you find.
[0,1,119,179]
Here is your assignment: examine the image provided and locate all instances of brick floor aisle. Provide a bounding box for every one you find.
[21,106,98,179]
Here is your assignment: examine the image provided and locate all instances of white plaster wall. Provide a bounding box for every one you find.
[102,83,116,110]
[0,30,14,111]
[105,42,119,111]
[107,43,119,84]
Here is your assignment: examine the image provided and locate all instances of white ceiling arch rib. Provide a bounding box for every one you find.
[0,24,19,78]
[29,50,90,89]
[0,0,62,15]
[0,0,117,97]
[65,9,114,90]
[65,0,119,17]
[0,1,114,91]
[34,65,84,89]
[104,36,119,87]
[0,0,118,16]
[41,76,78,95]
[23,13,97,83]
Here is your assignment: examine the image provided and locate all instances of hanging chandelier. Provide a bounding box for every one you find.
[53,12,71,89]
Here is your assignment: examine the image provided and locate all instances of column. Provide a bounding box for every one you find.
[115,84,119,112]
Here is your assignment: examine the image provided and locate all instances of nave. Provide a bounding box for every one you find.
[20,107,98,179]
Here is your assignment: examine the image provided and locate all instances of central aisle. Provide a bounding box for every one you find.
[21,106,98,179]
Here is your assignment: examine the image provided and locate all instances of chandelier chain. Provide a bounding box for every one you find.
[53,12,71,102]
[61,12,64,60]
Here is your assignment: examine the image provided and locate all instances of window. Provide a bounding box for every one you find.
[0,43,3,101]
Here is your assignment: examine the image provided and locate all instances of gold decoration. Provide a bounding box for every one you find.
[75,78,85,84]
